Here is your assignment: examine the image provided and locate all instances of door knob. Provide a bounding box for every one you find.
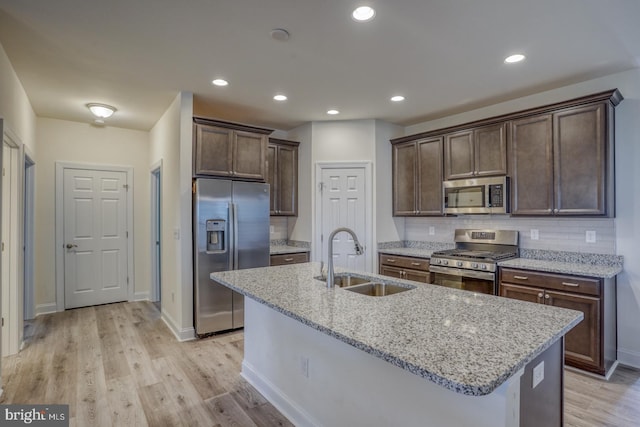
[66,244,78,249]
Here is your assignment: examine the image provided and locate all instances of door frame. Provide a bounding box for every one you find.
[23,149,35,321]
[314,161,373,273]
[2,126,25,356]
[150,160,162,304]
[55,162,134,312]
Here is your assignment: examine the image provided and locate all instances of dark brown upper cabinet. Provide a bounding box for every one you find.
[193,117,272,181]
[267,138,299,216]
[444,123,507,180]
[392,136,443,216]
[510,97,617,217]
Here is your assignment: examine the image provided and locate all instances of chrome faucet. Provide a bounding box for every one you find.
[326,227,364,288]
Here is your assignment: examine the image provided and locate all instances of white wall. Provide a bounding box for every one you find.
[312,120,375,162]
[374,120,405,244]
[149,91,194,340]
[406,68,640,368]
[34,118,150,310]
[286,123,313,243]
[0,42,36,153]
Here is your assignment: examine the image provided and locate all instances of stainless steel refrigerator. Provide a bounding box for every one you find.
[193,178,270,336]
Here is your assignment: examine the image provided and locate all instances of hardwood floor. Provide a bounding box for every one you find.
[2,301,640,427]
[1,302,292,427]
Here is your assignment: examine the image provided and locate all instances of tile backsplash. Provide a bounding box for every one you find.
[270,217,289,240]
[405,216,616,255]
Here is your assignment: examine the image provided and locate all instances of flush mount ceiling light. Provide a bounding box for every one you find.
[212,78,229,86]
[504,54,526,64]
[270,28,290,41]
[327,109,340,115]
[391,95,405,102]
[273,94,288,101]
[87,103,116,118]
[352,6,376,22]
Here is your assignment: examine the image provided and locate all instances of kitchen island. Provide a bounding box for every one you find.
[211,262,582,427]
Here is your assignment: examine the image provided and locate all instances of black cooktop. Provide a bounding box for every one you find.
[431,248,517,262]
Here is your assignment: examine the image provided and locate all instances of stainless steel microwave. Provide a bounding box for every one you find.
[443,176,509,214]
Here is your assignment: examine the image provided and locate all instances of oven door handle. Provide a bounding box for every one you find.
[429,266,496,281]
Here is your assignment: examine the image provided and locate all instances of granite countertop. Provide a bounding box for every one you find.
[498,258,622,279]
[270,245,310,255]
[211,262,582,396]
[377,247,438,258]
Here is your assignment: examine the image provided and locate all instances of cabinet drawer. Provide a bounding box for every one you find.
[270,252,309,266]
[500,268,600,297]
[379,254,430,271]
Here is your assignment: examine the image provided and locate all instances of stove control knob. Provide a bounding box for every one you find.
[442,260,449,266]
[481,264,488,270]
[456,261,463,267]
[471,263,478,268]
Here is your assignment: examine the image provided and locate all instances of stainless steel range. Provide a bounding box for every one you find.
[429,229,519,295]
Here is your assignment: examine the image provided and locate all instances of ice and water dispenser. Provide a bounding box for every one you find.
[206,219,226,252]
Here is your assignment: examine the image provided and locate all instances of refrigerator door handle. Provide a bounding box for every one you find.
[228,203,234,271]
[231,202,239,270]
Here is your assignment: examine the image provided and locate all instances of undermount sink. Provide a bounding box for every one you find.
[344,282,415,297]
[314,274,371,288]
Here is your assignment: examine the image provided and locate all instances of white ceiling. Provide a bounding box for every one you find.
[0,0,639,131]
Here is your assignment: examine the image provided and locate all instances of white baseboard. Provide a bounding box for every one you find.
[618,348,640,369]
[133,291,150,301]
[35,303,58,317]
[161,310,196,341]
[241,360,317,427]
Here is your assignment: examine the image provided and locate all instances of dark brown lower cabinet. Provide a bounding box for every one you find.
[500,268,616,376]
[378,254,431,283]
[270,252,309,266]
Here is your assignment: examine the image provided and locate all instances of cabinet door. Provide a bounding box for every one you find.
[444,130,474,180]
[509,115,554,215]
[267,145,277,214]
[276,145,298,216]
[546,290,601,372]
[392,142,417,215]
[404,270,431,283]
[194,124,233,176]
[553,103,607,215]
[475,123,507,177]
[499,283,543,304]
[233,131,267,180]
[416,137,443,215]
[379,265,405,280]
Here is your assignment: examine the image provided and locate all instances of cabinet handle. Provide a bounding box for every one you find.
[553,209,558,213]
[545,294,550,299]
[386,259,396,263]
[284,258,294,262]
[401,271,406,278]
[562,282,580,287]
[513,275,528,280]
[537,292,543,301]
[411,262,421,266]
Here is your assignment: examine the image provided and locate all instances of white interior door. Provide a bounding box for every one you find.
[319,166,367,271]
[63,168,128,309]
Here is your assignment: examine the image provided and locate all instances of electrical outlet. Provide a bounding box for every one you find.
[428,226,435,236]
[270,225,275,234]
[530,229,539,240]
[173,228,180,240]
[171,292,175,302]
[532,361,544,388]
[300,356,309,378]
[586,230,596,243]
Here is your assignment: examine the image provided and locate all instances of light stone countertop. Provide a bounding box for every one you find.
[211,262,583,396]
[270,245,310,255]
[377,247,438,258]
[498,258,622,279]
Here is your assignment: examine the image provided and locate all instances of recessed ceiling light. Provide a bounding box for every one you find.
[212,79,229,86]
[352,6,376,22]
[327,109,340,115]
[270,28,290,41]
[273,94,288,101]
[391,95,405,102]
[504,54,525,64]
[87,103,116,118]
